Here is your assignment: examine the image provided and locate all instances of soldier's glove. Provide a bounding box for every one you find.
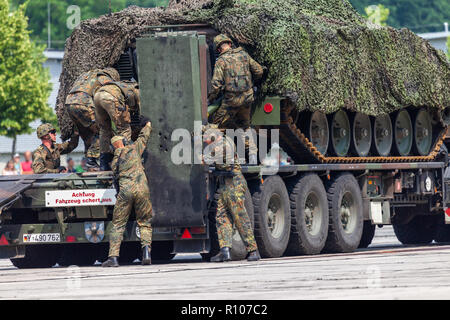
[58,166,67,173]
[139,115,151,128]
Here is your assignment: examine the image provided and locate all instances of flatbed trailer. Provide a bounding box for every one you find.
[1,27,449,268]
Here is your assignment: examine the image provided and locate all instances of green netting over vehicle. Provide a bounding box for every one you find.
[56,0,449,140]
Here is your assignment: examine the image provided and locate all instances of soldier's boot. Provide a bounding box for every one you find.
[246,250,261,262]
[102,256,119,267]
[99,153,114,171]
[85,157,100,170]
[210,247,231,262]
[142,246,151,265]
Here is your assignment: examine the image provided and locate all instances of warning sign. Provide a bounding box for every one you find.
[45,189,117,207]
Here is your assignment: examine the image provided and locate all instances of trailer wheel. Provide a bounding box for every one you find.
[250,175,291,258]
[203,183,255,261]
[324,174,364,253]
[285,174,328,255]
[393,213,438,244]
[10,245,59,269]
[358,221,376,248]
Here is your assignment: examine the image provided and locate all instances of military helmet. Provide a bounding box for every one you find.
[103,67,120,82]
[213,34,233,50]
[36,123,56,139]
[111,136,124,145]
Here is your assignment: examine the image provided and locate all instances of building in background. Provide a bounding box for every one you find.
[418,23,449,54]
[0,50,84,171]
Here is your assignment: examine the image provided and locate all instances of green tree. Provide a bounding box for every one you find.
[349,0,450,32]
[0,0,53,154]
[365,4,389,26]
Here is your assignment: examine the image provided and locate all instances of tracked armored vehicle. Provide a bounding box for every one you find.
[0,1,449,267]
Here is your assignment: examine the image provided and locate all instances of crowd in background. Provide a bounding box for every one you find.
[1,152,89,175]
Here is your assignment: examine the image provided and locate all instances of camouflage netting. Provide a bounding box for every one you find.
[56,0,450,140]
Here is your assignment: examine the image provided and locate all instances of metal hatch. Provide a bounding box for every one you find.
[137,32,207,228]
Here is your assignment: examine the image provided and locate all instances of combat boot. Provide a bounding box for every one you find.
[99,153,113,171]
[102,256,119,267]
[142,246,151,265]
[246,250,261,262]
[210,247,231,262]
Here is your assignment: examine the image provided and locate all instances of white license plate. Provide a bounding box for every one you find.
[23,233,61,243]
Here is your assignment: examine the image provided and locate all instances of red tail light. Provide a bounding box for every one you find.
[264,103,274,113]
[65,236,76,242]
[190,227,206,234]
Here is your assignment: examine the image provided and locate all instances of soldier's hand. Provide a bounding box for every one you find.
[58,166,67,173]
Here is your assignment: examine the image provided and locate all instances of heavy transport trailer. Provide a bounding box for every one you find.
[1,27,450,268]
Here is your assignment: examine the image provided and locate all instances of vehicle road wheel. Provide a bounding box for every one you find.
[11,245,60,269]
[358,221,376,248]
[250,175,291,258]
[285,174,328,255]
[324,174,364,253]
[393,213,438,244]
[203,183,255,261]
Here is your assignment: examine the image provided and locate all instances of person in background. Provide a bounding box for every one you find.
[75,157,87,173]
[21,151,33,175]
[2,160,18,176]
[67,158,77,173]
[13,154,22,174]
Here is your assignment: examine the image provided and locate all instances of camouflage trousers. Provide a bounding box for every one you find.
[94,91,132,154]
[212,92,258,157]
[66,103,100,158]
[216,173,257,253]
[108,181,153,257]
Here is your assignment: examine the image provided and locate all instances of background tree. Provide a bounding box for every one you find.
[364,4,389,26]
[0,0,53,154]
[349,0,450,33]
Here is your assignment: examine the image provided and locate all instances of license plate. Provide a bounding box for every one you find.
[23,233,61,243]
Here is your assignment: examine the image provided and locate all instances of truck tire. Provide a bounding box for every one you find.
[119,242,141,264]
[324,173,364,253]
[358,221,376,248]
[393,213,438,244]
[249,175,291,258]
[10,245,59,269]
[285,174,329,255]
[203,184,255,261]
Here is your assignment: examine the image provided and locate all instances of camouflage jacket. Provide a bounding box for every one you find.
[32,135,80,174]
[111,124,151,185]
[204,134,241,174]
[96,82,140,114]
[65,69,116,105]
[208,47,264,102]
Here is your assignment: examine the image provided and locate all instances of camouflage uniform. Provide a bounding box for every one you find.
[32,124,79,174]
[65,68,119,159]
[108,124,152,257]
[94,81,140,154]
[204,128,258,253]
[208,42,264,157]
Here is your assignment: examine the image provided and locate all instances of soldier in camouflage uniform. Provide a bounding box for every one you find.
[102,121,153,267]
[65,68,120,169]
[94,81,140,171]
[208,34,265,164]
[32,123,79,174]
[203,124,260,262]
